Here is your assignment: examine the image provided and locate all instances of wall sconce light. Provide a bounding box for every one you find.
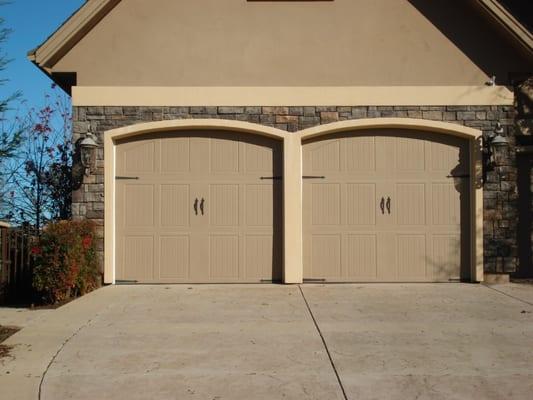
[483,122,509,181]
[79,131,98,176]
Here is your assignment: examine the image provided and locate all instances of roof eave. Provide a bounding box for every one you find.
[29,0,121,70]
[475,0,533,57]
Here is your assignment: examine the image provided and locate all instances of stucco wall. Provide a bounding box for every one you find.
[71,105,517,275]
[53,0,531,86]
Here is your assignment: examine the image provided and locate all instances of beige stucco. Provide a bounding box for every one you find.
[72,86,514,107]
[104,118,483,285]
[50,0,529,87]
[29,0,121,70]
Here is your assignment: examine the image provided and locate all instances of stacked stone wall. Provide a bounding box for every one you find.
[72,105,517,274]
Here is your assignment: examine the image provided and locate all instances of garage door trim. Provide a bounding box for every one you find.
[104,118,483,284]
[104,119,295,284]
[297,118,483,282]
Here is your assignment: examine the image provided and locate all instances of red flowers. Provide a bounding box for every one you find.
[82,236,93,250]
[31,246,42,255]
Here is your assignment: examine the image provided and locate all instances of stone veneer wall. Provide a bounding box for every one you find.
[71,105,517,275]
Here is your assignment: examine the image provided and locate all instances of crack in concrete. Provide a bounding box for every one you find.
[482,284,533,307]
[298,285,349,400]
[37,307,105,400]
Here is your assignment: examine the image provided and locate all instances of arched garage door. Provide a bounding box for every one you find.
[115,131,283,283]
[303,129,470,282]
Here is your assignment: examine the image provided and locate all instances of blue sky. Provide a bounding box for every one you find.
[1,0,84,111]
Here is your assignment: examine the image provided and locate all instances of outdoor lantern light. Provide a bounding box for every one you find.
[80,131,98,176]
[483,122,509,180]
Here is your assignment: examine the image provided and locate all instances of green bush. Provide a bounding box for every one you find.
[32,220,100,304]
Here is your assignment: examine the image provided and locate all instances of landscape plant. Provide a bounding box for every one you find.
[32,219,100,304]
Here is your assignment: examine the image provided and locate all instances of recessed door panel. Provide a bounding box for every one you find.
[310,235,341,278]
[395,183,426,226]
[432,235,461,281]
[160,236,190,279]
[344,234,378,279]
[311,184,341,226]
[124,185,155,228]
[397,234,427,279]
[245,235,274,280]
[245,185,273,226]
[209,235,239,279]
[346,184,376,226]
[120,141,155,174]
[210,184,239,227]
[160,185,190,227]
[123,236,154,281]
[161,137,190,173]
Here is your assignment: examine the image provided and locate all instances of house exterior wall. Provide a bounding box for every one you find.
[52,0,530,86]
[71,105,517,275]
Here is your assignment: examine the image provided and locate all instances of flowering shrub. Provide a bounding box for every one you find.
[32,220,100,304]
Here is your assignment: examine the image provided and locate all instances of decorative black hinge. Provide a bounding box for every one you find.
[447,174,470,178]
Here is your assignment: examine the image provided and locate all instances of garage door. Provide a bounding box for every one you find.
[303,129,470,282]
[115,131,283,283]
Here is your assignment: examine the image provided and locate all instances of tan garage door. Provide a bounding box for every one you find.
[303,129,470,282]
[115,131,283,283]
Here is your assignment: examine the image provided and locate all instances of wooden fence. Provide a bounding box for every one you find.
[0,225,34,305]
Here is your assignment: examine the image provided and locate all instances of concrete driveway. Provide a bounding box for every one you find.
[1,283,532,400]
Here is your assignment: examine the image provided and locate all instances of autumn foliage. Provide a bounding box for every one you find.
[32,220,100,304]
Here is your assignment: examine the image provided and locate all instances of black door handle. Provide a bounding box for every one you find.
[386,197,391,214]
[380,197,385,214]
[193,198,199,215]
[200,198,205,215]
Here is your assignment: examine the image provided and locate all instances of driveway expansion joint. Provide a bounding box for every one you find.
[482,284,533,307]
[298,285,349,400]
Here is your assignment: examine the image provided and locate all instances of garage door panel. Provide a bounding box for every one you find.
[431,183,461,226]
[160,184,190,227]
[124,184,155,228]
[210,184,239,227]
[123,236,154,281]
[310,235,341,278]
[245,141,274,173]
[120,141,156,174]
[210,137,240,173]
[397,234,427,279]
[245,184,273,226]
[209,235,239,279]
[311,184,341,226]
[432,235,461,281]
[160,137,190,173]
[245,235,274,280]
[344,234,377,279]
[346,136,376,171]
[430,141,461,173]
[396,183,426,226]
[396,137,426,171]
[306,140,341,173]
[346,183,376,225]
[159,236,190,279]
